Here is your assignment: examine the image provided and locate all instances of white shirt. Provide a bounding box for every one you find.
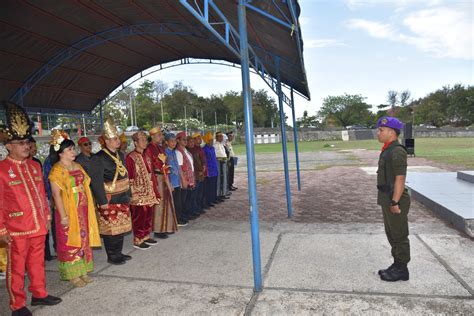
[176,148,194,171]
[214,141,227,158]
[225,141,235,158]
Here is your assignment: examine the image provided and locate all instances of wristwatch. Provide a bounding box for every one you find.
[391,200,400,206]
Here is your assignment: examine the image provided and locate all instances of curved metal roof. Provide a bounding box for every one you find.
[0,0,310,113]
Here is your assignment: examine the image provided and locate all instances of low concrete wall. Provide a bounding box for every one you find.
[245,127,474,142]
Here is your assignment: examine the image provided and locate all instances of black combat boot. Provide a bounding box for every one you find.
[378,262,395,276]
[380,262,409,281]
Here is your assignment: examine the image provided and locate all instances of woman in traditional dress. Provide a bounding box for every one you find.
[48,131,101,287]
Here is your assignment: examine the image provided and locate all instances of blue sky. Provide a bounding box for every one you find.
[139,0,473,121]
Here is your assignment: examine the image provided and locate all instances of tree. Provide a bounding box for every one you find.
[154,80,169,125]
[318,94,372,128]
[399,90,411,107]
[297,110,320,128]
[387,90,398,111]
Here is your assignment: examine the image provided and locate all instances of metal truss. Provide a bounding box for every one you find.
[101,57,306,106]
[9,23,208,106]
[179,0,305,109]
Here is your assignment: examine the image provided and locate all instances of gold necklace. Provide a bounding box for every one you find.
[103,148,127,177]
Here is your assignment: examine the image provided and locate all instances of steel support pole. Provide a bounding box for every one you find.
[99,101,104,130]
[276,57,293,218]
[238,0,262,292]
[291,88,301,191]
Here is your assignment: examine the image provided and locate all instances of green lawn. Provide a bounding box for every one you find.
[233,138,474,169]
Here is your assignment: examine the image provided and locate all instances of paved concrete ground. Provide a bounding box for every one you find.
[1,149,473,315]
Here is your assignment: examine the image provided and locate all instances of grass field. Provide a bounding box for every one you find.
[233,138,474,169]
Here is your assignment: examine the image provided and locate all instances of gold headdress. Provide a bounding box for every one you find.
[0,101,34,143]
[149,126,161,135]
[119,132,127,144]
[49,129,69,152]
[202,131,213,143]
[102,117,119,139]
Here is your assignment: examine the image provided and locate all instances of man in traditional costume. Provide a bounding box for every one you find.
[0,101,62,316]
[145,127,178,239]
[187,134,206,216]
[214,131,229,201]
[89,118,132,265]
[176,132,196,221]
[126,132,160,250]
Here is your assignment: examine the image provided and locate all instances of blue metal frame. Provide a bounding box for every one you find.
[276,57,293,218]
[179,0,295,108]
[10,23,210,105]
[291,88,301,191]
[244,3,293,29]
[238,0,263,292]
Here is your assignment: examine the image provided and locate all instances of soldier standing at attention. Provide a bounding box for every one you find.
[376,116,411,282]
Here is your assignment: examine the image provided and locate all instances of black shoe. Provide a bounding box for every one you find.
[378,263,395,276]
[31,295,62,306]
[12,306,32,316]
[145,238,159,245]
[200,210,207,214]
[380,265,409,282]
[133,242,150,250]
[167,232,175,235]
[121,254,132,261]
[222,196,230,200]
[108,257,126,265]
[154,233,169,239]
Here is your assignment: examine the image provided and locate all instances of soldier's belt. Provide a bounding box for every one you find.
[217,158,228,161]
[72,184,85,194]
[104,178,130,195]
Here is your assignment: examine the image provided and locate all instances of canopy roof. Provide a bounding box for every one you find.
[0,0,309,113]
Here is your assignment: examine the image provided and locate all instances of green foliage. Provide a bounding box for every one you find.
[318,94,372,128]
[412,84,473,127]
[297,110,320,128]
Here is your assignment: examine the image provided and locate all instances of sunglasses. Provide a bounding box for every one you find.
[81,142,92,146]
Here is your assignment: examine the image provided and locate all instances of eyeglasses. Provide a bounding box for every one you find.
[81,142,92,146]
[9,140,31,146]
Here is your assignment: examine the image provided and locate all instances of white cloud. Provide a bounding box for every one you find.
[345,19,395,38]
[305,39,347,48]
[401,7,472,59]
[345,7,473,60]
[346,0,445,11]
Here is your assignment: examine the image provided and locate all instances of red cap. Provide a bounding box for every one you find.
[78,137,90,145]
[176,131,187,139]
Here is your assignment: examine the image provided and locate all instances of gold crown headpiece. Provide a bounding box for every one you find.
[49,129,69,152]
[102,117,118,139]
[0,101,34,143]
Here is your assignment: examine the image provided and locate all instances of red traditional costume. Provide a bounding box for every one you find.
[145,127,178,234]
[126,149,159,246]
[0,101,61,313]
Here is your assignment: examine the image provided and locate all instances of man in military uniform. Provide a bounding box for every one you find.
[0,102,62,316]
[90,118,132,265]
[376,116,411,282]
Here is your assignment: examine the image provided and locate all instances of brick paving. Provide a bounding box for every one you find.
[202,149,449,224]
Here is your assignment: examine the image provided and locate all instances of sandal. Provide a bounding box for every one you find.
[69,277,86,288]
[80,275,93,284]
